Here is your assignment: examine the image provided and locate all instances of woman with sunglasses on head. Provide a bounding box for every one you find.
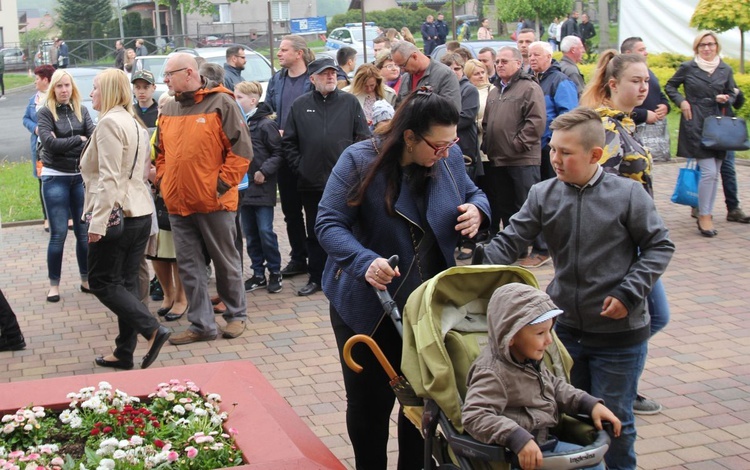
[665,31,738,237]
[36,69,95,302]
[316,88,490,470]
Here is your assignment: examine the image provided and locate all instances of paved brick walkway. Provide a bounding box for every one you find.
[1,161,750,469]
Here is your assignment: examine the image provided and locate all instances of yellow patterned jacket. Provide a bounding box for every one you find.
[597,106,653,196]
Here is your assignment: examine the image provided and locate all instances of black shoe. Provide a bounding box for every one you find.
[46,293,60,303]
[0,335,26,352]
[268,273,283,293]
[156,304,173,317]
[164,307,186,322]
[244,275,267,292]
[95,356,134,370]
[297,281,321,296]
[141,326,171,369]
[80,285,94,294]
[697,219,717,237]
[281,261,308,277]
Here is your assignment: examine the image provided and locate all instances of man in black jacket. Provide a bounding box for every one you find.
[282,57,371,296]
[579,13,596,52]
[560,12,580,41]
[435,13,449,45]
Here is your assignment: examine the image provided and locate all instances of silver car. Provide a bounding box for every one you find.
[65,67,103,123]
[1,48,27,70]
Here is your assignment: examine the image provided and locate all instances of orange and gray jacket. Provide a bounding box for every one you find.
[155,82,252,215]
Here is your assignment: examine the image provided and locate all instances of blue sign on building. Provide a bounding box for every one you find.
[290,17,328,35]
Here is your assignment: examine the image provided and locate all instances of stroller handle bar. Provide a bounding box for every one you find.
[374,255,403,336]
[343,334,399,381]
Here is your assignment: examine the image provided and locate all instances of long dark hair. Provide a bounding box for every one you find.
[348,88,459,214]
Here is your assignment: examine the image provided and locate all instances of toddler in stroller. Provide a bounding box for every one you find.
[396,265,615,469]
[462,283,621,470]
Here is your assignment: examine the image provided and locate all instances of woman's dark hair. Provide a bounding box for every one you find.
[34,65,56,82]
[349,88,459,214]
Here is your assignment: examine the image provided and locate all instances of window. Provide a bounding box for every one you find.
[212,4,231,23]
[270,1,290,21]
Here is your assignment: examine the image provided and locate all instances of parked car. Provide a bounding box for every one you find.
[65,67,103,123]
[314,50,366,77]
[133,55,169,101]
[1,47,27,70]
[325,23,379,59]
[167,46,274,99]
[198,35,235,47]
[430,40,517,62]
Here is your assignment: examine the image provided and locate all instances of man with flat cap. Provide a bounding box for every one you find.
[282,56,370,296]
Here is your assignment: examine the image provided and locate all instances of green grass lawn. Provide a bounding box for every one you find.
[4,73,34,90]
[0,161,43,224]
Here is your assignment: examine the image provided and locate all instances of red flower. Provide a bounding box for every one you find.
[108,409,118,415]
[154,439,165,449]
[90,428,100,436]
[126,426,135,435]
[103,426,113,433]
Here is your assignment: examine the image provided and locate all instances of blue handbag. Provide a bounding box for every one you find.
[671,159,700,207]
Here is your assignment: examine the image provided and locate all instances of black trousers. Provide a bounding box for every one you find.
[0,290,22,339]
[331,306,424,470]
[300,190,326,284]
[277,163,308,265]
[88,215,160,362]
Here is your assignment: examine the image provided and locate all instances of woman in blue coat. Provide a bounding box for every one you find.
[22,65,56,232]
[316,88,490,470]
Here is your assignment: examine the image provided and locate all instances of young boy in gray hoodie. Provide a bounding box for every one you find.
[478,108,675,469]
[462,283,621,470]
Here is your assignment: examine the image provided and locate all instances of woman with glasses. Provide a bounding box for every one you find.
[666,31,738,237]
[316,88,489,470]
[375,53,403,93]
[342,64,397,125]
[37,69,95,302]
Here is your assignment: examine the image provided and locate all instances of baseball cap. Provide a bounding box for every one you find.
[131,70,155,85]
[529,308,564,325]
[307,56,338,75]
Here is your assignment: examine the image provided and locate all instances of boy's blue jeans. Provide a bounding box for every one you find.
[41,174,88,284]
[239,205,282,277]
[555,328,647,470]
[648,278,670,336]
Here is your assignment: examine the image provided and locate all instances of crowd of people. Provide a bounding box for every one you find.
[1,11,748,470]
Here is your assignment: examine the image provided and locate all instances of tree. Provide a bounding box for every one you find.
[156,0,246,17]
[57,0,113,41]
[691,0,750,73]
[497,0,573,39]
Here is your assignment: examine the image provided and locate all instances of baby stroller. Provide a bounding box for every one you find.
[344,263,611,470]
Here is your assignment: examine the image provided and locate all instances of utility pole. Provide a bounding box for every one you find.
[115,0,125,40]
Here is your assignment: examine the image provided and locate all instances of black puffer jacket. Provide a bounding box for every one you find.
[37,104,95,173]
[241,102,284,207]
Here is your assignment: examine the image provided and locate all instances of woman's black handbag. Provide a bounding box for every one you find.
[154,193,171,230]
[701,115,750,151]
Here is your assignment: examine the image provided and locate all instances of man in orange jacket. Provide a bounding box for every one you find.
[156,53,252,344]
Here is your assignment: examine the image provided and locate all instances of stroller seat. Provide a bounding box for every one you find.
[400,265,610,469]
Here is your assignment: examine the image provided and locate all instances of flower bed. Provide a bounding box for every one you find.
[0,361,344,470]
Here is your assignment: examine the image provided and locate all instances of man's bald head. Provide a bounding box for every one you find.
[164,53,201,95]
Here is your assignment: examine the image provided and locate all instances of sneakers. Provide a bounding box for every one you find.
[168,330,217,345]
[222,321,246,339]
[244,275,267,292]
[268,273,283,293]
[280,261,308,277]
[0,335,26,352]
[518,253,552,269]
[633,394,662,415]
[727,207,750,223]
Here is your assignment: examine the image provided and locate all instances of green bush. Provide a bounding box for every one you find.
[327,7,448,39]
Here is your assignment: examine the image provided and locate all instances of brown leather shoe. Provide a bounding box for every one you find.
[222,321,246,339]
[168,330,217,345]
[213,301,226,314]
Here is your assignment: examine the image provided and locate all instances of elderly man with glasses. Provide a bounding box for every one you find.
[155,53,252,344]
[391,40,461,112]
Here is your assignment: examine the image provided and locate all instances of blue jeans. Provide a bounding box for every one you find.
[41,174,88,284]
[239,205,282,277]
[720,151,739,211]
[648,278,670,336]
[555,328,647,470]
[553,441,605,470]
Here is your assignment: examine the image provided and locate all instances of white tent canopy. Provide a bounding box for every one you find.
[619,0,748,60]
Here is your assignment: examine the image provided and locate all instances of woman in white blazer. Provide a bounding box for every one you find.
[80,68,170,370]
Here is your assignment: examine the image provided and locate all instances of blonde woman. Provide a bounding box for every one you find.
[80,68,169,370]
[37,69,95,302]
[342,64,397,124]
[465,59,493,164]
[400,26,416,45]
